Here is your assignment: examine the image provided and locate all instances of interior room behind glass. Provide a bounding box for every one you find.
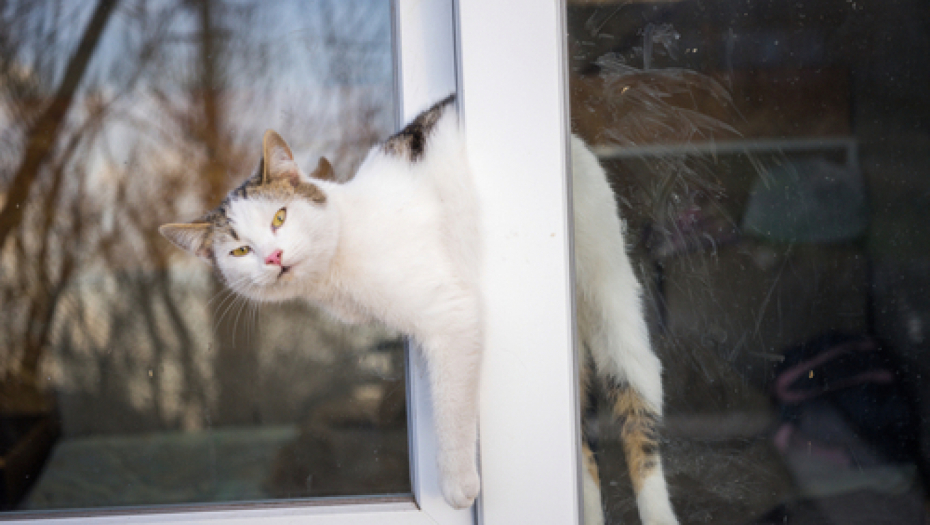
[567,0,930,523]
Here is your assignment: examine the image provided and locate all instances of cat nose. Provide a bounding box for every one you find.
[264,249,283,266]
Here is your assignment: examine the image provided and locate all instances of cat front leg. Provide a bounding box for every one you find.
[415,291,483,509]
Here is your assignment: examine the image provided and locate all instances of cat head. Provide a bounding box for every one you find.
[160,130,338,302]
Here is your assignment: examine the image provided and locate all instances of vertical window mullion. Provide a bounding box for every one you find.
[394,1,475,523]
[456,1,581,524]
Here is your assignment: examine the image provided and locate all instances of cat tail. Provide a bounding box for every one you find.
[571,136,678,525]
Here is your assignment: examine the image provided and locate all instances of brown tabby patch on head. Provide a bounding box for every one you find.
[607,376,661,494]
[219,158,327,213]
[382,94,455,162]
[219,159,265,212]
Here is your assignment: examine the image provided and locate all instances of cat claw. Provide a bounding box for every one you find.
[441,469,480,509]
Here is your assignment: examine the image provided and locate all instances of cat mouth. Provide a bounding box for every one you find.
[278,265,292,278]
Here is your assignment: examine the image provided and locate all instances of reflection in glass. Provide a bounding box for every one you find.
[0,0,408,513]
[567,1,929,523]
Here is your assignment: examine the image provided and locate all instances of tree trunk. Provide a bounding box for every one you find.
[193,0,259,427]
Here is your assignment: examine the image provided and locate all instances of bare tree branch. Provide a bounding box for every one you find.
[0,0,120,251]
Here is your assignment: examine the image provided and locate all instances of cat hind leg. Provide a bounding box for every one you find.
[572,135,678,525]
[609,378,677,525]
[578,287,678,525]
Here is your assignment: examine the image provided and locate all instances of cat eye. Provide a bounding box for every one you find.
[230,246,251,257]
[272,208,287,228]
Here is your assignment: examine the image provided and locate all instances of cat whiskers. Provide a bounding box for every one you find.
[208,278,253,333]
[247,293,262,346]
[232,281,263,346]
[212,275,259,338]
[207,274,253,309]
[212,290,247,335]
[209,288,244,328]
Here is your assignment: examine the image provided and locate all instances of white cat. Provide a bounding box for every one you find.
[160,95,677,524]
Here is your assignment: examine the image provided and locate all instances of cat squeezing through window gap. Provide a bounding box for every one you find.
[160,95,678,524]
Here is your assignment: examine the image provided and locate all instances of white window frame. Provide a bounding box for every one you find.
[3,1,580,524]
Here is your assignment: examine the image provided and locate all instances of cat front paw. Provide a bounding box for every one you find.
[440,467,480,509]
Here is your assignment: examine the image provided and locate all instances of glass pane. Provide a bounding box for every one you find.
[0,0,408,514]
[567,1,929,524]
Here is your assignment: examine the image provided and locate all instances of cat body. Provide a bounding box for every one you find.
[162,96,481,508]
[160,95,677,524]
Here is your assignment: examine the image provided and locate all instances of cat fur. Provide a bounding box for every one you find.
[160,95,677,524]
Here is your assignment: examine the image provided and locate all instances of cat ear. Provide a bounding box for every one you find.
[159,223,212,264]
[309,156,336,182]
[262,129,300,186]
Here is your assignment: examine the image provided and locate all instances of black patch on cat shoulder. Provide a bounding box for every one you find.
[382,94,455,162]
